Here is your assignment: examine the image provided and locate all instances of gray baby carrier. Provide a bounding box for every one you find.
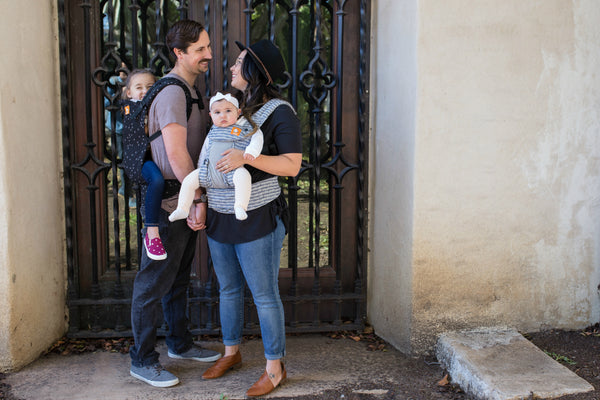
[198,99,293,189]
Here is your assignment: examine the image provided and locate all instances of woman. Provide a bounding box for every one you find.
[200,39,302,397]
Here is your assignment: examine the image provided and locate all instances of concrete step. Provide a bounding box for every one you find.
[436,327,594,400]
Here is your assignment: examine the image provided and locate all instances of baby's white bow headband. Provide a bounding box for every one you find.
[209,92,239,110]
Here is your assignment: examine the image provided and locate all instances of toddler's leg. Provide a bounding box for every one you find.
[142,161,167,260]
[168,169,201,222]
[232,167,251,220]
[142,161,164,229]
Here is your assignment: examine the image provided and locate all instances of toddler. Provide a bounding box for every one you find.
[124,69,167,260]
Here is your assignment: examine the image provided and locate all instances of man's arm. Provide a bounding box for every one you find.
[162,122,195,181]
[162,122,206,230]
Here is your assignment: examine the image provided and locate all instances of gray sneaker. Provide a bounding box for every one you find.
[130,363,179,388]
[168,346,222,362]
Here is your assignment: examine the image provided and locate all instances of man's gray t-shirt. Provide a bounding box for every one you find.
[148,73,208,210]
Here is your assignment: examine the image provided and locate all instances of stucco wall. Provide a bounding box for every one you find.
[370,1,600,353]
[0,1,67,371]
[368,0,418,352]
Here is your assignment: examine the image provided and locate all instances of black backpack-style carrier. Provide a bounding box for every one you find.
[121,77,203,188]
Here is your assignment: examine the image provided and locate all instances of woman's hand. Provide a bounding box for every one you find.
[187,202,207,231]
[217,148,245,174]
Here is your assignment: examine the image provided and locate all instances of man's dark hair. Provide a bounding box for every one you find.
[166,19,205,59]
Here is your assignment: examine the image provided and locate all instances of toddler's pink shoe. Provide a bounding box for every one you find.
[144,234,167,260]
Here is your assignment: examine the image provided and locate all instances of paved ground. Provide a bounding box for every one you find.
[1,329,598,400]
[2,333,456,400]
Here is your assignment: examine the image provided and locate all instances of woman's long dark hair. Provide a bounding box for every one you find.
[240,53,284,120]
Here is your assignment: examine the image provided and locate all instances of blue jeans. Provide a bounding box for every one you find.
[207,217,286,360]
[129,210,197,367]
[142,161,164,227]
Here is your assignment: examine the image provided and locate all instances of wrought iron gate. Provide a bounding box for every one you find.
[59,0,370,337]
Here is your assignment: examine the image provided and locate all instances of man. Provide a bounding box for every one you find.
[129,19,220,388]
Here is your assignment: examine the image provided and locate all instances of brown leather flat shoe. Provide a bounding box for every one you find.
[245,362,287,397]
[201,352,242,379]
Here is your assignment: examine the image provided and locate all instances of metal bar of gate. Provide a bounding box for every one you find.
[62,0,369,337]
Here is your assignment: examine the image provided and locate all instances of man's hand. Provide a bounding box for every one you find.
[187,202,207,231]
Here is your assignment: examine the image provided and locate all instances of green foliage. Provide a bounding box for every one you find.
[544,351,576,365]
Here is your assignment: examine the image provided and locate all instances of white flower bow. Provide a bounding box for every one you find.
[209,92,239,110]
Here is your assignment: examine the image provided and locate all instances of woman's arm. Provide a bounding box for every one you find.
[217,149,301,177]
[246,152,301,176]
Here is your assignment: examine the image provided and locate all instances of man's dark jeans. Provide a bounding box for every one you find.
[130,209,197,367]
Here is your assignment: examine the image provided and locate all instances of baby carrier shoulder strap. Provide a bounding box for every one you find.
[250,98,295,130]
[139,77,204,141]
[250,99,295,156]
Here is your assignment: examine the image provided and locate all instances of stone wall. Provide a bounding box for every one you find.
[369,0,600,353]
[0,1,67,371]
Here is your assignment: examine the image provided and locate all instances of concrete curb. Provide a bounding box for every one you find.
[436,327,594,400]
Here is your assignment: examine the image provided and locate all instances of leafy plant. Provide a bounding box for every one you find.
[544,351,576,365]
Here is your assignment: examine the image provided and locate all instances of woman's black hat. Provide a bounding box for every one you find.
[235,40,286,85]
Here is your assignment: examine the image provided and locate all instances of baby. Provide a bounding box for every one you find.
[169,91,263,222]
